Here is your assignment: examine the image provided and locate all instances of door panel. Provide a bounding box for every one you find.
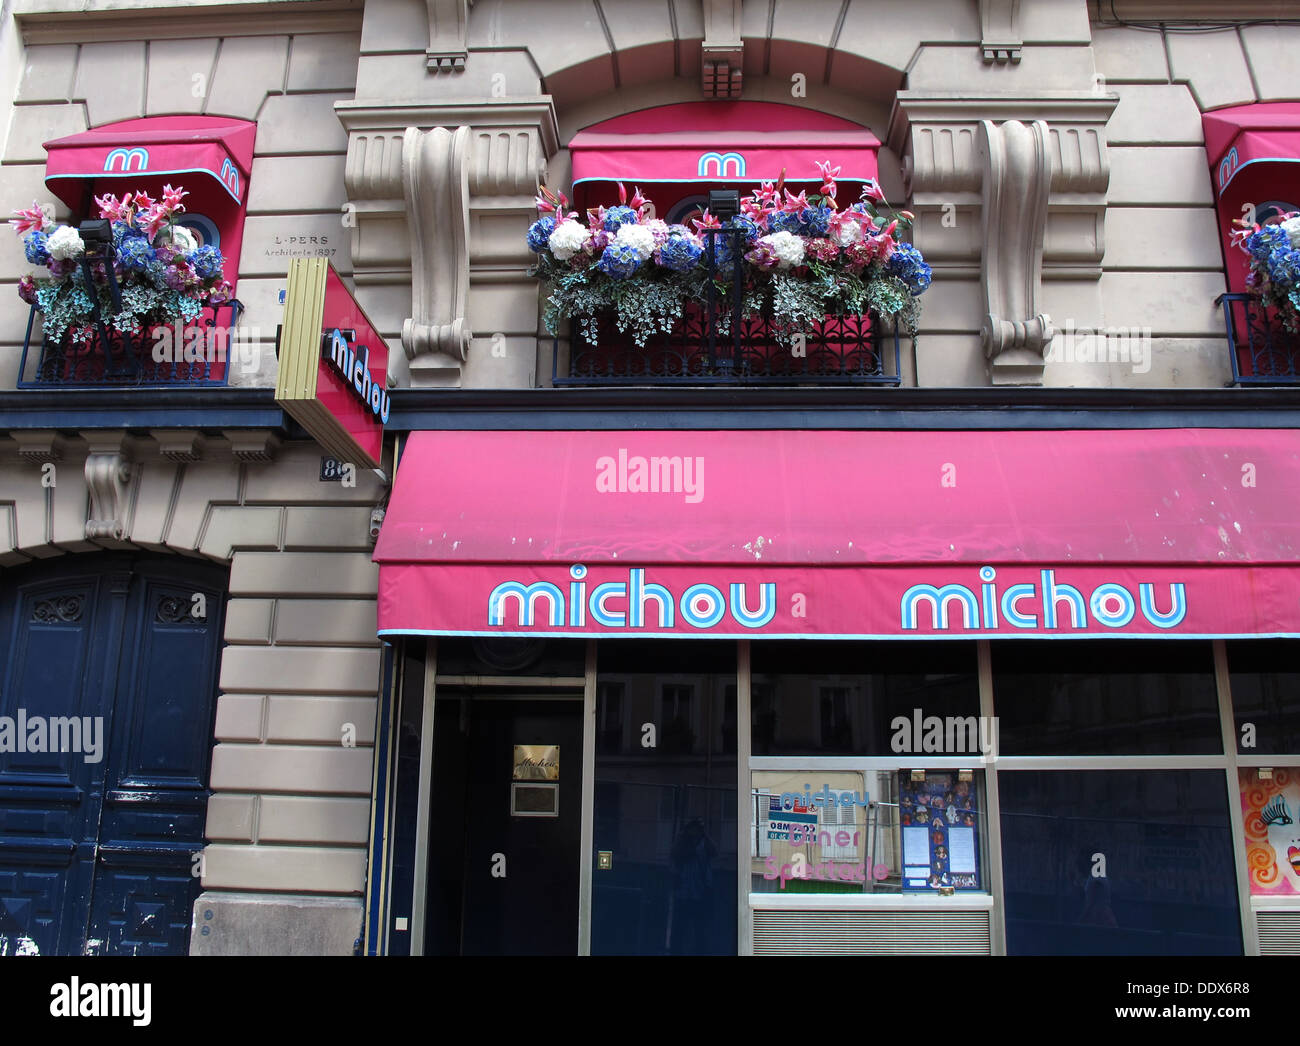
[431,694,584,955]
[0,554,225,956]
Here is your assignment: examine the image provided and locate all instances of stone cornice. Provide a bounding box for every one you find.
[17,0,362,43]
[336,99,559,160]
[888,93,1120,155]
[1095,1,1300,21]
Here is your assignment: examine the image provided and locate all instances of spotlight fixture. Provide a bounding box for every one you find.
[707,188,740,221]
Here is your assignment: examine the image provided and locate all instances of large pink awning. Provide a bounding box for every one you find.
[569,101,880,187]
[1202,102,1300,198]
[374,429,1300,640]
[44,116,256,208]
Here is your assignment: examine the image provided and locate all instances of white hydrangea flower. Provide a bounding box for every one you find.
[160,225,198,252]
[761,230,805,269]
[833,217,863,245]
[547,220,588,260]
[1282,215,1300,248]
[47,225,86,261]
[615,222,656,261]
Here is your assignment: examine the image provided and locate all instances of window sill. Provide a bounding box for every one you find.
[750,892,994,910]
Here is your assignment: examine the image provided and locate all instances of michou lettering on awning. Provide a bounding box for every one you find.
[470,564,1203,636]
[324,328,390,424]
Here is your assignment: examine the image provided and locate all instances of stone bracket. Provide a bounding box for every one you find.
[84,436,133,540]
[426,0,471,72]
[702,0,743,98]
[980,119,1054,384]
[401,125,472,367]
[979,0,1022,64]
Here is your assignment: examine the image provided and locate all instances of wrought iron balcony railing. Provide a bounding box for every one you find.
[551,229,902,386]
[18,300,242,388]
[1219,292,1300,385]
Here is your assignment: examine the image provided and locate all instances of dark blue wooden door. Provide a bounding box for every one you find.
[0,554,226,956]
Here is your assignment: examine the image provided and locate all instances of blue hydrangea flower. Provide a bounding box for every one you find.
[116,237,157,272]
[888,242,932,295]
[701,231,739,273]
[111,220,147,247]
[725,215,762,244]
[597,241,642,278]
[768,211,803,235]
[189,245,224,280]
[656,234,703,272]
[799,206,832,237]
[602,206,638,233]
[526,215,556,253]
[24,231,50,265]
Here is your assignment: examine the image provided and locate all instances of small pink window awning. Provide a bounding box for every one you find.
[43,115,256,209]
[569,101,880,187]
[374,428,1300,641]
[1202,102,1300,198]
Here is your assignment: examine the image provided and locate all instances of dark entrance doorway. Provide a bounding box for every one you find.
[0,553,227,956]
[425,691,584,955]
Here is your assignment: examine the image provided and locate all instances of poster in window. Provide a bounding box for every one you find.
[1240,767,1300,895]
[897,770,981,891]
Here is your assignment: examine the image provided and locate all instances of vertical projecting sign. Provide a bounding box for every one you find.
[275,258,390,471]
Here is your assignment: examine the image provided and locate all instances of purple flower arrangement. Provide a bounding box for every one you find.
[528,163,930,346]
[10,186,232,343]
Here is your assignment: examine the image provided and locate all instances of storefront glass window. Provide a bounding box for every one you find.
[999,770,1242,955]
[750,769,987,895]
[591,641,737,955]
[433,636,585,677]
[751,641,979,756]
[1227,639,1300,754]
[991,640,1221,755]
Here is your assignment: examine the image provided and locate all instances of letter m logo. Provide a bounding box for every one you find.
[220,157,241,198]
[697,151,746,178]
[104,147,149,172]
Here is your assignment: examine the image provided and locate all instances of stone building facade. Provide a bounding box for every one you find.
[1,0,1298,956]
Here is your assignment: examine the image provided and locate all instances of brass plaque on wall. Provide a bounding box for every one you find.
[512,745,560,781]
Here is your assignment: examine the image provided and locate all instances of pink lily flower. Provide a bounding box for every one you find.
[691,209,721,233]
[141,204,171,239]
[816,160,841,200]
[861,181,886,204]
[160,184,188,214]
[9,201,52,235]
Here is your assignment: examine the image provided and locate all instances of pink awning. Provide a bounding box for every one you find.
[43,116,256,208]
[569,101,880,187]
[1202,102,1300,198]
[374,428,1300,640]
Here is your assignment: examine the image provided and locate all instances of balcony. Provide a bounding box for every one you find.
[553,305,900,386]
[550,229,903,387]
[17,301,242,389]
[1219,292,1300,385]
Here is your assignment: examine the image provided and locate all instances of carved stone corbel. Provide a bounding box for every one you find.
[85,451,132,540]
[702,0,743,98]
[979,119,1054,385]
[979,0,1022,64]
[401,125,472,368]
[426,0,471,72]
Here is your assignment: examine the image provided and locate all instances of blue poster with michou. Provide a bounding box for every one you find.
[897,770,982,892]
